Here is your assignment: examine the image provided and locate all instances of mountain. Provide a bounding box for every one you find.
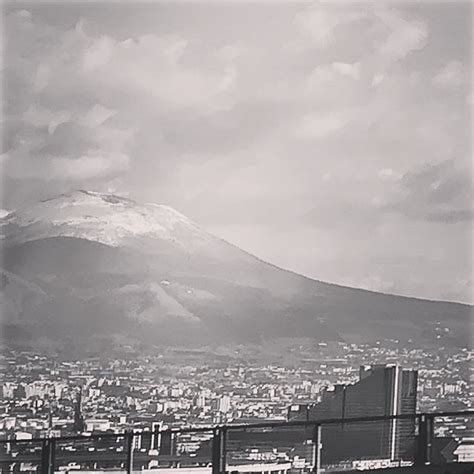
[0,190,471,354]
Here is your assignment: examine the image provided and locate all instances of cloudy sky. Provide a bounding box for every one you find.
[1,1,472,303]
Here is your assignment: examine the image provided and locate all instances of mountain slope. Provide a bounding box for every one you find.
[0,190,471,352]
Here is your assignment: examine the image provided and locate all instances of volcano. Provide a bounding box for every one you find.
[0,190,471,353]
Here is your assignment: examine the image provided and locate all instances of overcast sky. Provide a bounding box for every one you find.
[1,1,472,303]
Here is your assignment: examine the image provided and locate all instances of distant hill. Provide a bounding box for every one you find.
[0,190,471,354]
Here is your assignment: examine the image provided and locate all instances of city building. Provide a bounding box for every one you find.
[219,395,231,414]
[73,388,85,433]
[454,438,474,462]
[288,364,418,464]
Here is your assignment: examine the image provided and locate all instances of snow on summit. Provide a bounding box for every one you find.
[1,190,213,249]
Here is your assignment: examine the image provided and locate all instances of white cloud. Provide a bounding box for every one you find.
[378,168,402,181]
[3,3,472,302]
[218,65,237,92]
[4,11,240,192]
[83,35,115,72]
[371,74,385,88]
[217,43,245,63]
[23,105,71,135]
[383,160,473,224]
[305,62,363,97]
[33,64,50,92]
[82,32,237,111]
[50,152,129,180]
[376,7,428,60]
[295,4,365,48]
[159,35,188,64]
[80,104,116,128]
[293,3,428,70]
[433,61,464,88]
[331,62,360,80]
[295,112,349,139]
[4,148,130,181]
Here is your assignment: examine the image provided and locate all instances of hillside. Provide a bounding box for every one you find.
[0,190,471,353]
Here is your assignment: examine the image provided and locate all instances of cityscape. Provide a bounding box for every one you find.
[1,341,471,437]
[1,340,472,471]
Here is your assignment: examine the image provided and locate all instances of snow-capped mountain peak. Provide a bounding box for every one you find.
[1,190,213,249]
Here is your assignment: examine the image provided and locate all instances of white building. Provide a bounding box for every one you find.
[84,419,111,432]
[454,438,474,462]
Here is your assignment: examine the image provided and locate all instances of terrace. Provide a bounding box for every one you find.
[1,410,472,473]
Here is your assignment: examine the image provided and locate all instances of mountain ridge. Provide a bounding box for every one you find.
[0,190,471,353]
[3,189,468,304]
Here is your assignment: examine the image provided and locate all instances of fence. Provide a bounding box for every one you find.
[0,410,472,473]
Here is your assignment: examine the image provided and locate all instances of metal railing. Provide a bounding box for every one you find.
[0,410,472,473]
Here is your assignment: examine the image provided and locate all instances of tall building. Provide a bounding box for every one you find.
[289,364,418,464]
[73,388,85,433]
[218,395,231,414]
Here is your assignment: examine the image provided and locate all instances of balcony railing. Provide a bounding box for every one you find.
[0,410,472,473]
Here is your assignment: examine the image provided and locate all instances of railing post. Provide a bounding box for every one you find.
[49,438,56,474]
[40,439,49,473]
[41,438,55,474]
[125,431,134,474]
[415,414,434,466]
[212,427,226,474]
[312,423,322,474]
